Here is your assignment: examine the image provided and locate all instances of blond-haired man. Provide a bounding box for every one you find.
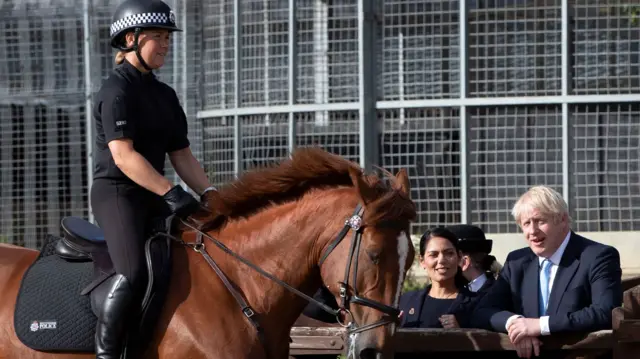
[471,186,622,358]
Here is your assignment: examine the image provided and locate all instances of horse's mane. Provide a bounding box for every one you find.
[198,147,416,231]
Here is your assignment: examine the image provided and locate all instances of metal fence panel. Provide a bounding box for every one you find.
[572,1,640,94]
[2,0,640,247]
[240,114,290,170]
[0,2,89,247]
[196,0,639,234]
[379,108,462,234]
[381,1,461,101]
[468,106,564,233]
[468,0,562,97]
[571,103,640,231]
[201,116,237,185]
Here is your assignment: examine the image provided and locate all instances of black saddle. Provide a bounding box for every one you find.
[55,217,115,299]
[14,216,174,357]
[56,216,108,260]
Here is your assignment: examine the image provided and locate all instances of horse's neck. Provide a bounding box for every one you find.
[218,198,340,307]
[176,191,355,352]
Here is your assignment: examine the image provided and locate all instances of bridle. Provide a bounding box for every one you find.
[159,203,402,350]
[317,204,401,334]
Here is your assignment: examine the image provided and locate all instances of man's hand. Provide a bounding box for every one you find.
[507,317,541,344]
[514,336,542,358]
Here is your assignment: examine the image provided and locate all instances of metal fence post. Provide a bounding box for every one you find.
[287,0,297,155]
[179,0,188,189]
[357,0,379,171]
[561,0,574,218]
[459,0,471,224]
[83,0,94,223]
[233,0,242,177]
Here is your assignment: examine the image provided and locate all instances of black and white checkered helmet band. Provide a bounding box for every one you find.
[110,12,171,37]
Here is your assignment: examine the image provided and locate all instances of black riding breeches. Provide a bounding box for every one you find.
[90,179,168,291]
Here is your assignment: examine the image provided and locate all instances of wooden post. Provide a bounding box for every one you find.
[612,285,640,358]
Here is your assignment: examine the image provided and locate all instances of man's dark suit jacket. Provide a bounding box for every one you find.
[471,232,622,334]
[399,285,480,328]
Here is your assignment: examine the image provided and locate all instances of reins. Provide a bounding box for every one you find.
[154,204,401,356]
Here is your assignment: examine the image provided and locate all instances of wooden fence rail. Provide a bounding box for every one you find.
[288,277,640,358]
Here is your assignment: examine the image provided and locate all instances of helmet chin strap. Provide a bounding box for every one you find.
[119,28,152,72]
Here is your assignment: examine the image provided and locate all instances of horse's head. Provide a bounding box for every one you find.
[318,167,416,359]
[191,148,416,358]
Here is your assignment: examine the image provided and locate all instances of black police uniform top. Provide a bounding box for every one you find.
[92,59,189,184]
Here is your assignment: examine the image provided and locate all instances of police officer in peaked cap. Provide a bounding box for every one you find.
[91,0,217,357]
[446,224,500,293]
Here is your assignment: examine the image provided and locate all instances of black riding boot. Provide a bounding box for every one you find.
[95,274,135,359]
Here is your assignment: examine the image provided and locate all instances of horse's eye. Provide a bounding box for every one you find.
[367,250,380,265]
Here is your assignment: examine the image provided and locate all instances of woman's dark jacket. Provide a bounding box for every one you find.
[399,285,481,328]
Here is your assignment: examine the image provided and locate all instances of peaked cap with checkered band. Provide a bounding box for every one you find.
[109,0,182,49]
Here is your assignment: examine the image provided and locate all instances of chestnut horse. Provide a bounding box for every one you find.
[0,148,416,359]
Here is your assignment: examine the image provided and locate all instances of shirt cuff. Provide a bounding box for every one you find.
[539,316,550,335]
[201,186,217,196]
[505,314,523,331]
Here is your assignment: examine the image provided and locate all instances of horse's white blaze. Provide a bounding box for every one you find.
[390,231,410,335]
[394,231,410,306]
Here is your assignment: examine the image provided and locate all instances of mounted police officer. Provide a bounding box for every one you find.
[91,0,216,357]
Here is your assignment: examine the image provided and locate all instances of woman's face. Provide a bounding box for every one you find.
[130,29,171,69]
[420,236,460,284]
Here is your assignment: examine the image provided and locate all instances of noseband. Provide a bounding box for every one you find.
[165,203,402,353]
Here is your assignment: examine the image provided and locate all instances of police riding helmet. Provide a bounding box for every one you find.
[109,0,182,70]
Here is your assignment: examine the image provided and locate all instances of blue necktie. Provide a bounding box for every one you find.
[539,259,552,316]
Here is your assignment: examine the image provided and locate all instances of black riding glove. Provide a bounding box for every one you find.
[162,185,200,218]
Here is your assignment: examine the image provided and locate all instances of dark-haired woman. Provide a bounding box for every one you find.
[398,227,478,329]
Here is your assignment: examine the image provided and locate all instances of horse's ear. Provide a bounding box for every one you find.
[349,167,377,205]
[394,168,411,198]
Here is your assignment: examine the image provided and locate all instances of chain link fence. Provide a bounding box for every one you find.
[1,0,639,247]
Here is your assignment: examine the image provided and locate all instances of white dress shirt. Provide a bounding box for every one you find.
[505,231,571,335]
[468,272,488,293]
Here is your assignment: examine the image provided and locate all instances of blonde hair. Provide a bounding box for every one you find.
[511,185,571,225]
[114,51,127,65]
